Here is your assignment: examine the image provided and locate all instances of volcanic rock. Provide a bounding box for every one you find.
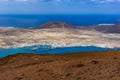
[38,22,74,29]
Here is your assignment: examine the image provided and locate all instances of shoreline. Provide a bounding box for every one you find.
[0,27,120,49]
[1,50,120,59]
[0,45,120,59]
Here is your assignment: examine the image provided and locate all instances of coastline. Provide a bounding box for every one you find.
[0,21,120,79]
[0,27,120,49]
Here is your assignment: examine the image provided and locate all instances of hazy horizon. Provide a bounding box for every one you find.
[0,0,120,14]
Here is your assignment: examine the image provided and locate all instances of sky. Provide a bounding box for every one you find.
[0,0,120,14]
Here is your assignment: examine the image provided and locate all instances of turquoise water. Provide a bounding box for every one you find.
[0,46,119,58]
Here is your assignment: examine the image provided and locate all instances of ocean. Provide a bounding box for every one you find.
[0,14,120,28]
[0,46,119,58]
[0,14,120,58]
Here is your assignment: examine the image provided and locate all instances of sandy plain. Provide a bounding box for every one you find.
[0,27,120,48]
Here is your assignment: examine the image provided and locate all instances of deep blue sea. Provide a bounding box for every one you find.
[0,14,120,58]
[0,14,120,28]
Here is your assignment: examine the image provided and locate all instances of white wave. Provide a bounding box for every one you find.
[98,24,115,26]
[0,26,15,28]
[4,41,116,49]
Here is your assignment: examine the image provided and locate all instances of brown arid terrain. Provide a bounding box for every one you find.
[78,23,120,33]
[0,23,120,49]
[0,51,120,80]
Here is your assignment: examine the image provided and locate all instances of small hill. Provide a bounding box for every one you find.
[38,22,120,33]
[38,22,75,29]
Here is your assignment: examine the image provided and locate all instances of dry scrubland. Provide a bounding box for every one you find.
[0,51,120,80]
[0,27,120,48]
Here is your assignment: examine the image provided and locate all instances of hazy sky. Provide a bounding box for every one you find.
[0,0,120,14]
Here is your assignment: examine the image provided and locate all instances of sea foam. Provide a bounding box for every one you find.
[98,24,115,26]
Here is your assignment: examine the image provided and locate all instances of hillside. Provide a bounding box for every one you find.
[38,22,120,33]
[0,51,120,80]
[79,23,120,33]
[39,22,74,29]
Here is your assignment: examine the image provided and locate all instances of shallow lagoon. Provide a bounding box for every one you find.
[0,46,119,58]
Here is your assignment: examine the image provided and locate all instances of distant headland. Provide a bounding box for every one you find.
[0,22,120,49]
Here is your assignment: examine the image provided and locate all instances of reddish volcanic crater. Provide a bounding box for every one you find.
[38,22,75,29]
[37,22,120,33]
